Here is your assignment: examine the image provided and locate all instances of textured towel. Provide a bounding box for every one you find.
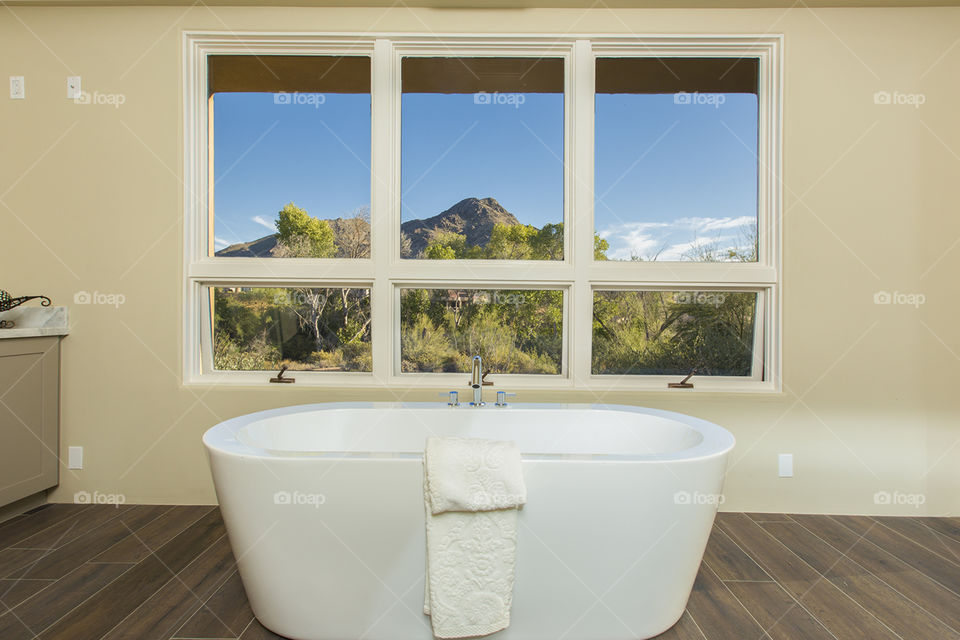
[425,437,527,514]
[424,437,526,639]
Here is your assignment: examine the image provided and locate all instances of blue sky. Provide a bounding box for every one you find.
[212,92,371,250]
[401,93,563,226]
[213,90,757,260]
[595,93,758,260]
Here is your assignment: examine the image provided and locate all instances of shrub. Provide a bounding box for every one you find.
[214,333,281,371]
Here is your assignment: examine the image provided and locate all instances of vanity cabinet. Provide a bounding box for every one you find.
[0,337,61,507]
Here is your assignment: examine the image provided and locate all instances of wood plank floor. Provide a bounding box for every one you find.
[0,506,958,639]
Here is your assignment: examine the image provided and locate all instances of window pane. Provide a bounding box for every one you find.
[400,288,563,374]
[592,290,758,376]
[594,58,758,262]
[212,286,371,372]
[210,56,371,259]
[401,58,564,260]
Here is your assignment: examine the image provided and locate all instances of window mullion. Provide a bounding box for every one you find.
[371,38,395,382]
[572,39,595,389]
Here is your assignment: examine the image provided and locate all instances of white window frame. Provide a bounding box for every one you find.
[183,32,782,392]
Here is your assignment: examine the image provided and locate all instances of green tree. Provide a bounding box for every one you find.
[271,204,369,359]
[530,223,564,260]
[425,243,459,260]
[425,224,567,261]
[594,233,610,260]
[275,202,337,258]
[486,224,536,259]
[424,230,468,259]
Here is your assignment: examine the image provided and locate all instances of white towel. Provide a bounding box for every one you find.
[425,437,527,514]
[424,437,526,639]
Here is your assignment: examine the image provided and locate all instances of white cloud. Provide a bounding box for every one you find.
[657,238,734,261]
[608,226,662,260]
[600,215,754,261]
[252,215,276,232]
[675,216,755,233]
[213,236,233,250]
[657,240,703,262]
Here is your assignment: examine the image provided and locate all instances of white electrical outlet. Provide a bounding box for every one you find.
[778,453,793,478]
[9,76,25,99]
[68,446,83,470]
[66,76,82,100]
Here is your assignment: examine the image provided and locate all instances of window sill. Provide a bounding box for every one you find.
[184,370,780,394]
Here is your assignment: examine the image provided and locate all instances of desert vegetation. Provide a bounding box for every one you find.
[213,201,757,376]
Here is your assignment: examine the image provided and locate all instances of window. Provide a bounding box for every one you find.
[594,58,759,262]
[184,34,781,391]
[592,290,761,378]
[400,58,565,260]
[400,288,564,374]
[212,286,371,372]
[208,55,371,260]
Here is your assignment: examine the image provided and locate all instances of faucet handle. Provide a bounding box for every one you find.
[466,372,494,387]
[439,391,459,406]
[269,365,295,384]
[495,391,516,407]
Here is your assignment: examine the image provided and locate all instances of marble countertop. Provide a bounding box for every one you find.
[0,306,69,339]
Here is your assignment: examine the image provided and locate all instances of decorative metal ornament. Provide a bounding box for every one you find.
[0,290,52,313]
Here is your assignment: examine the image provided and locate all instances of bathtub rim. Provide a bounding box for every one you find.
[202,402,735,463]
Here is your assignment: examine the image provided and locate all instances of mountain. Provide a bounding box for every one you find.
[215,234,279,258]
[400,197,520,257]
[215,217,371,259]
[214,197,520,258]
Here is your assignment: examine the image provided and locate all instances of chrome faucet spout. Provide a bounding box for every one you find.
[471,355,482,388]
[469,355,487,406]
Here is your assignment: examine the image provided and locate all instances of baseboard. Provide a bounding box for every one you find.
[0,491,48,524]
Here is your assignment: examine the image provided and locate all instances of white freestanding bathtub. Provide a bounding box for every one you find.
[203,402,734,640]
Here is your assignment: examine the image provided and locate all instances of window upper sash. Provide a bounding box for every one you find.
[595,57,758,95]
[207,55,372,95]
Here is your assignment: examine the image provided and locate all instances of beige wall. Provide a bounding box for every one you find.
[1,5,957,515]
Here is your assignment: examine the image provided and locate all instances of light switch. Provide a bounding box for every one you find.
[9,76,24,99]
[778,453,793,478]
[68,446,83,470]
[67,76,81,100]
